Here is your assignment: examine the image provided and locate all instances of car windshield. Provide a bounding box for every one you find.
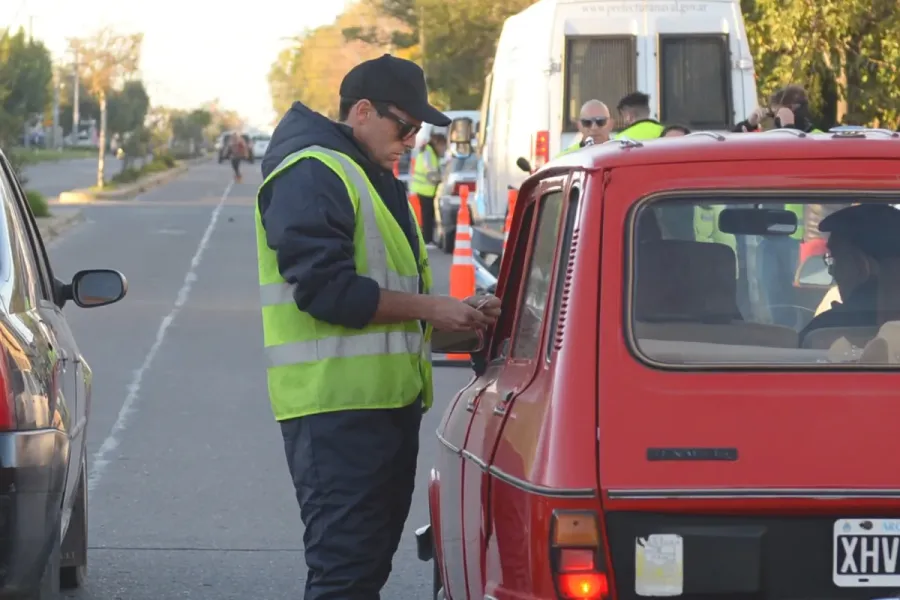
[629,196,900,367]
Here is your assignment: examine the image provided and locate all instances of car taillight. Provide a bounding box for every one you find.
[533,130,550,169]
[0,350,13,430]
[452,181,475,196]
[551,511,609,599]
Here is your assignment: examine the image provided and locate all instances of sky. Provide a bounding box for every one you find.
[1,0,352,128]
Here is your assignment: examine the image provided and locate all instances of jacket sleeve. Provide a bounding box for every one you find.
[258,159,381,329]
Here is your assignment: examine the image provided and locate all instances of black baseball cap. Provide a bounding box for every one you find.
[820,203,900,259]
[340,54,451,127]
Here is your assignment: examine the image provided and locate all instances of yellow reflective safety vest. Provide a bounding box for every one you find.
[409,144,439,197]
[255,145,435,421]
[556,138,583,159]
[694,205,737,255]
[613,120,665,141]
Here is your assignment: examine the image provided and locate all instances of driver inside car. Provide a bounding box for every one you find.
[798,203,900,344]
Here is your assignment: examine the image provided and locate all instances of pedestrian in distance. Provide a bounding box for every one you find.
[255,53,502,600]
[229,133,249,183]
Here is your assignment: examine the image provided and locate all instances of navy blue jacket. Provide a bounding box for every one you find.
[259,102,419,329]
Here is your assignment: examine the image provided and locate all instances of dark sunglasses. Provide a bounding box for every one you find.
[373,102,421,140]
[580,117,609,128]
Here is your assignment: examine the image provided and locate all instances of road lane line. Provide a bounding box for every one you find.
[87,180,235,492]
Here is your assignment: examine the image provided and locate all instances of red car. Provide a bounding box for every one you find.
[422,127,900,599]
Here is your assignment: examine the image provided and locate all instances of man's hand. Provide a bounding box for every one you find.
[747,106,768,127]
[426,295,496,332]
[464,294,501,319]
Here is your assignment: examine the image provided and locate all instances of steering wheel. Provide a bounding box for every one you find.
[762,303,817,330]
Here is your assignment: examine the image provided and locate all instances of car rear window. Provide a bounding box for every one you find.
[628,195,900,367]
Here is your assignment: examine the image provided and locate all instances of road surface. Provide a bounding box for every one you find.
[49,160,470,599]
[24,156,122,199]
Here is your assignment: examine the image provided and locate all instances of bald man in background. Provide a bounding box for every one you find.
[558,99,613,157]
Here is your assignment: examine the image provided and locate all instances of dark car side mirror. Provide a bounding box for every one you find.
[432,330,485,354]
[516,157,532,173]
[58,269,128,309]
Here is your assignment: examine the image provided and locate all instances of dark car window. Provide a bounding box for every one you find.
[0,161,44,310]
[397,150,412,174]
[511,190,564,359]
[2,157,55,301]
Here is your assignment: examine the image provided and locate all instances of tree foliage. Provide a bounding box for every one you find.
[0,28,53,148]
[108,80,150,137]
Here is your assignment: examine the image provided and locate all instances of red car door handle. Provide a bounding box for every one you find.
[492,391,515,416]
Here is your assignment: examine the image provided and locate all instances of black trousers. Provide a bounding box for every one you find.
[418,194,435,244]
[230,157,241,177]
[280,399,423,600]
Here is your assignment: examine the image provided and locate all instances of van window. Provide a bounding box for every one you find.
[659,35,732,130]
[564,36,637,132]
[628,196,900,367]
[511,191,564,359]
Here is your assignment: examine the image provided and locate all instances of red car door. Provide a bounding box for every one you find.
[461,181,568,600]
[435,375,480,600]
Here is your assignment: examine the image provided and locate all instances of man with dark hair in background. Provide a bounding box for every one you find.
[614,91,664,140]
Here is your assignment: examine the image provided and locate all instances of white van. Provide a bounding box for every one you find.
[475,0,758,230]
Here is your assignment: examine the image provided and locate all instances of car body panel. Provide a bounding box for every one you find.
[0,147,119,596]
[427,131,900,599]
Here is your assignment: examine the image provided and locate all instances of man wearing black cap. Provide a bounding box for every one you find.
[799,203,900,343]
[256,54,500,599]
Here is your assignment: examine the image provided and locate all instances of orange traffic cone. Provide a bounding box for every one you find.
[450,185,476,300]
[503,188,517,254]
[393,161,400,177]
[408,193,423,226]
[435,185,477,367]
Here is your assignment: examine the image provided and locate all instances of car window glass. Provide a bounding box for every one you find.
[511,191,564,359]
[491,202,536,361]
[547,186,581,360]
[0,174,43,308]
[630,196,900,367]
[1,164,54,299]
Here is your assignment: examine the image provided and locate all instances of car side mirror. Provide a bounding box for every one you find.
[65,269,128,308]
[516,157,532,173]
[432,330,485,354]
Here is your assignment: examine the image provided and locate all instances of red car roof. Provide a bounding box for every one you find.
[545,129,900,172]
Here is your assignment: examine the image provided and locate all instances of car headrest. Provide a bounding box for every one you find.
[634,240,740,322]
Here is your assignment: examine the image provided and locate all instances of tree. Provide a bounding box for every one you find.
[0,28,53,149]
[69,28,143,188]
[108,80,150,139]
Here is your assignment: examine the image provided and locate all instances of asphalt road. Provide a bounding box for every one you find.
[48,160,471,599]
[24,156,122,199]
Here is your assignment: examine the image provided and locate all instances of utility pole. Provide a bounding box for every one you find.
[52,65,61,150]
[72,48,80,143]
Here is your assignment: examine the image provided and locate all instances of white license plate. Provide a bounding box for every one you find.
[834,519,900,587]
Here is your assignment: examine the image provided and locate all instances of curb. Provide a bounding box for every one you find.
[57,155,211,204]
[37,210,84,243]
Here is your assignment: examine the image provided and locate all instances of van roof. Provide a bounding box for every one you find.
[547,130,900,172]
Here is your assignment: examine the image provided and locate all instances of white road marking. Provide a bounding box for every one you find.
[87,180,235,492]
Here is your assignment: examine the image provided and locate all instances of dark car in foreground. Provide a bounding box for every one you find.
[0,148,128,598]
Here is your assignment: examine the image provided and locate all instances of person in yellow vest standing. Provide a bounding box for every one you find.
[410,131,447,248]
[558,99,613,157]
[613,92,665,140]
[257,54,500,600]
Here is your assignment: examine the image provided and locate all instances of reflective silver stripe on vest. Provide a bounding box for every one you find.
[267,330,422,367]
